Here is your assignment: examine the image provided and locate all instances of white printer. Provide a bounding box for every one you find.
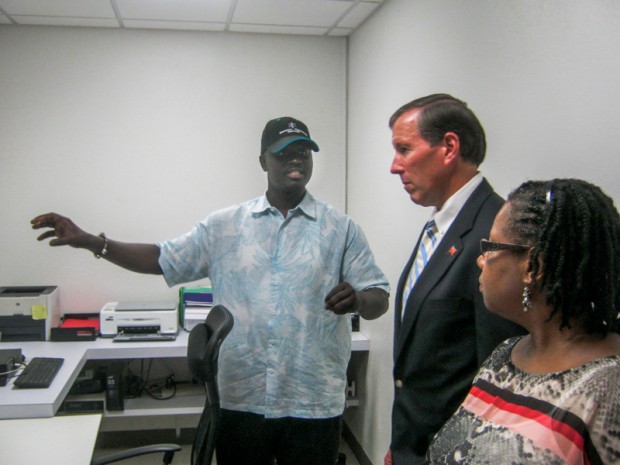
[100,301,178,340]
[0,286,60,341]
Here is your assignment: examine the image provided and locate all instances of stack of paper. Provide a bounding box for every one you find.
[179,286,213,331]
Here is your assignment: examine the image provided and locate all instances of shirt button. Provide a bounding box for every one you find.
[395,379,403,388]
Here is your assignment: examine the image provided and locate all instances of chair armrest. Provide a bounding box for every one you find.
[91,443,182,465]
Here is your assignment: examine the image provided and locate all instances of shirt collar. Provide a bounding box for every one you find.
[251,191,317,220]
[431,172,483,235]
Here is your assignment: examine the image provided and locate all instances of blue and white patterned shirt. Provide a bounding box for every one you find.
[158,192,389,418]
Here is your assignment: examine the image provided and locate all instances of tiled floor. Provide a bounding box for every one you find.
[93,431,361,465]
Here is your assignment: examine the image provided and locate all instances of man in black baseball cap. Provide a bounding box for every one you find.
[31,115,390,465]
[258,116,321,219]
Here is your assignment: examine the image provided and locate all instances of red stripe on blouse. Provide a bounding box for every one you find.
[464,385,589,465]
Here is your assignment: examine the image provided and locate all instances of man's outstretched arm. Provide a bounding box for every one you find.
[31,212,162,275]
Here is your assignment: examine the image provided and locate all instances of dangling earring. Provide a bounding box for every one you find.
[522,285,532,312]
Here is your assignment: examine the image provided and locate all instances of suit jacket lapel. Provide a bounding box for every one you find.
[394,179,495,360]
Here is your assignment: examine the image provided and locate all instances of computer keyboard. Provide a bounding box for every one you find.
[14,357,64,389]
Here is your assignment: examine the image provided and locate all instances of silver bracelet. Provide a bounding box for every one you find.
[94,233,108,259]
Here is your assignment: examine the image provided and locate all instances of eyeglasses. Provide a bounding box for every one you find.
[480,239,530,256]
[272,147,312,160]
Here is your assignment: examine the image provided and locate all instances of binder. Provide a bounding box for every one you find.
[178,286,213,328]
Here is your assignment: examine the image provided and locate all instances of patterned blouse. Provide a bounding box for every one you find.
[428,337,620,465]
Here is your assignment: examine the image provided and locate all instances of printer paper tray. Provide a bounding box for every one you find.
[113,334,177,342]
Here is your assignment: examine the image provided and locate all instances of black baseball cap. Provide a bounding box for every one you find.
[261,117,320,154]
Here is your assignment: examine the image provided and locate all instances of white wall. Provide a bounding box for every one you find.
[346,0,620,463]
[0,26,346,311]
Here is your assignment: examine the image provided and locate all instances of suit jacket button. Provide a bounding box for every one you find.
[395,379,403,388]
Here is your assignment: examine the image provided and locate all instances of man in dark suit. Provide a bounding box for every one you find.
[385,94,525,465]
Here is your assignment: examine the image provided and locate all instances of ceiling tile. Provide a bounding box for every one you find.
[123,19,225,32]
[0,0,115,18]
[115,0,232,22]
[229,23,329,36]
[338,2,380,28]
[0,0,384,36]
[233,0,352,27]
[10,15,119,28]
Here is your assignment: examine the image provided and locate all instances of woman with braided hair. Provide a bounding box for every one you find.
[428,178,620,465]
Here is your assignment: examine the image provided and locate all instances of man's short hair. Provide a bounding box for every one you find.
[389,93,487,166]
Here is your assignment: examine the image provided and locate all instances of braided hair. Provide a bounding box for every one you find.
[506,179,620,336]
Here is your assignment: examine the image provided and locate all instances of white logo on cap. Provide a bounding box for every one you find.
[279,121,308,137]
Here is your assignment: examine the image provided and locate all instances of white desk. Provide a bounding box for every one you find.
[0,331,370,420]
[0,414,101,465]
[0,332,191,420]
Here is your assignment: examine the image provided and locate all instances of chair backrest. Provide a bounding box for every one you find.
[187,305,234,386]
[186,305,234,465]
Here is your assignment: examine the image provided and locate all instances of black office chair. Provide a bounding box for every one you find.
[91,305,234,465]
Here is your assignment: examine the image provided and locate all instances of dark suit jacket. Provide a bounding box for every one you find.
[390,179,525,465]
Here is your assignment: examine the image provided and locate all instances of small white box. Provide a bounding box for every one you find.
[183,306,212,331]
